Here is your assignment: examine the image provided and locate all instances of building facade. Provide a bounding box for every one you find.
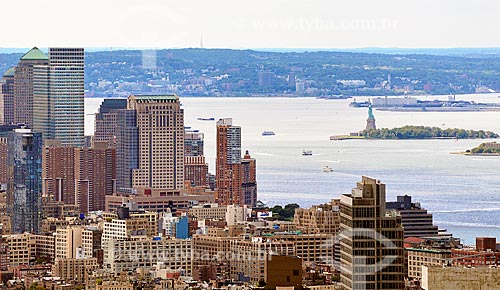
[185,131,204,157]
[241,150,257,207]
[115,109,138,191]
[94,99,128,146]
[386,195,439,238]
[42,140,76,204]
[33,48,85,146]
[14,47,49,128]
[216,118,242,206]
[339,176,405,290]
[128,95,184,190]
[1,67,15,125]
[55,226,93,259]
[185,156,208,188]
[294,200,340,235]
[105,237,192,274]
[7,129,43,234]
[75,141,116,213]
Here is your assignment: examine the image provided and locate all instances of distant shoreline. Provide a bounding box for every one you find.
[451,152,500,156]
[331,135,494,141]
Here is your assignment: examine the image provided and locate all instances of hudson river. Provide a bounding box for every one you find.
[85,94,500,245]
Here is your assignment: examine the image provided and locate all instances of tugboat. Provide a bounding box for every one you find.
[302,150,313,156]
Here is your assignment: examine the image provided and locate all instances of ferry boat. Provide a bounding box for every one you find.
[322,166,333,172]
[197,117,215,121]
[302,150,313,156]
[262,131,275,136]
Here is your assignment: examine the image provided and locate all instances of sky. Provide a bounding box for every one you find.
[2,0,500,49]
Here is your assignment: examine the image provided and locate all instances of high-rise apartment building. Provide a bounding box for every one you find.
[6,128,43,234]
[1,67,15,125]
[0,137,7,187]
[184,130,209,189]
[185,131,204,156]
[216,119,257,206]
[33,48,85,146]
[14,47,49,127]
[94,99,128,146]
[75,141,116,213]
[42,140,76,204]
[216,118,242,206]
[42,140,115,212]
[241,150,257,207]
[339,176,405,290]
[128,95,184,190]
[185,156,209,188]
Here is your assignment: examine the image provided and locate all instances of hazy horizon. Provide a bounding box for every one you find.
[3,47,500,56]
[3,0,500,49]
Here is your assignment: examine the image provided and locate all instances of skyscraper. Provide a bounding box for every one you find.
[14,47,49,127]
[216,118,242,206]
[7,128,43,234]
[128,95,184,190]
[185,156,209,188]
[339,176,405,290]
[75,141,116,213]
[94,99,128,146]
[241,150,257,207]
[42,140,76,204]
[115,109,138,192]
[1,67,15,125]
[184,130,208,189]
[185,131,204,157]
[33,48,85,146]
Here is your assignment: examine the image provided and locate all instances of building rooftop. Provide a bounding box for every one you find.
[129,94,178,102]
[20,47,48,61]
[2,67,15,77]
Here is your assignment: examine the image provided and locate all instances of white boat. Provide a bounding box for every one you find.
[322,166,333,172]
[302,150,312,156]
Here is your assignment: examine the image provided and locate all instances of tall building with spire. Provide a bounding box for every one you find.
[365,103,376,130]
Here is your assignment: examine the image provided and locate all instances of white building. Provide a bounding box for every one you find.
[226,205,249,226]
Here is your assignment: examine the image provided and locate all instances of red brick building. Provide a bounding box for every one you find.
[185,156,208,188]
[42,141,76,204]
[75,141,116,213]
